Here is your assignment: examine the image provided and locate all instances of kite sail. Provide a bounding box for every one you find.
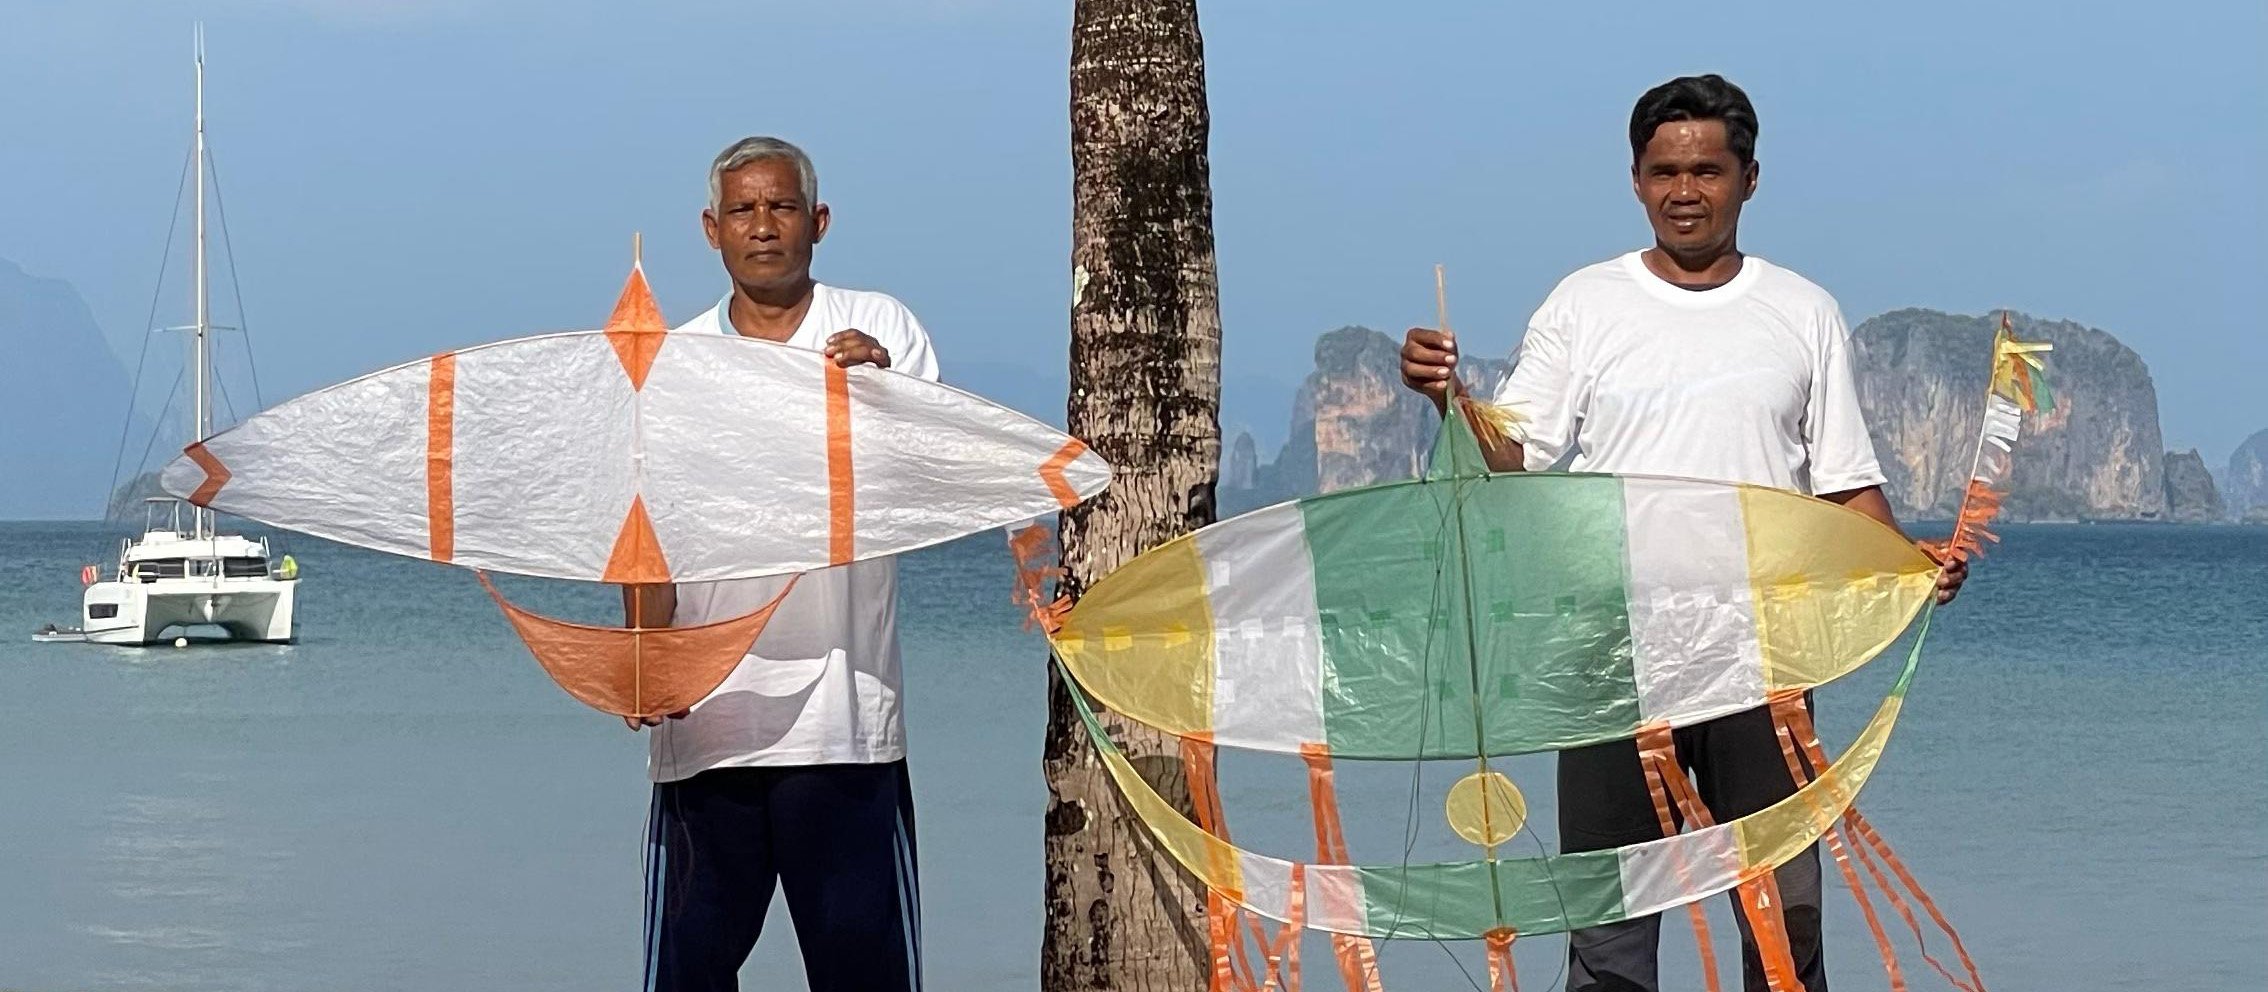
[1022,312,2052,992]
[162,251,1112,717]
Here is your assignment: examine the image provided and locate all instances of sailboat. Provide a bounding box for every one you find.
[80,30,298,646]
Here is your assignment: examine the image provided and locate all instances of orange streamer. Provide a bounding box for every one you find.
[1006,525,1070,634]
[1734,868,1805,992]
[1259,865,1307,992]
[1634,725,1728,992]
[1484,928,1520,992]
[1846,811,1987,992]
[1779,697,1987,992]
[1302,745,1385,992]
[1767,692,1907,992]
[1182,735,1266,992]
[1943,480,2007,563]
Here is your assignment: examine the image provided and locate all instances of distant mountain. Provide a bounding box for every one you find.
[1230,325,1507,507]
[0,259,150,520]
[1854,309,2167,521]
[2161,450,2224,524]
[1220,430,1258,491]
[2226,430,2268,524]
[1232,310,2213,526]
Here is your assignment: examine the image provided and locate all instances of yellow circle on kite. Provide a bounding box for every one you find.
[1446,770,1528,847]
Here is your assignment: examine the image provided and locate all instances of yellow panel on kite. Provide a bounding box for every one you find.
[1052,538,1215,739]
[1740,487,1939,689]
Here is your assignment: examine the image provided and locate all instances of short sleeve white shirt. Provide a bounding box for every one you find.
[649,283,939,781]
[1490,252,1885,495]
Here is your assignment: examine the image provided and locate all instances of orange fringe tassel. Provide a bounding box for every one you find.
[1772,695,1988,992]
[1844,812,1987,992]
[1633,725,1730,992]
[1183,735,1272,992]
[1006,524,1071,634]
[1767,693,1907,992]
[1942,480,2007,563]
[1301,746,1386,992]
[1484,928,1519,992]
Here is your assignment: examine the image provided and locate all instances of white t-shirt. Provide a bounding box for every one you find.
[1490,251,1885,496]
[649,283,940,781]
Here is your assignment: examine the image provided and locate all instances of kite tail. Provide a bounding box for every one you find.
[1182,734,1275,992]
[1300,745,1386,992]
[1766,692,1908,992]
[1631,724,1729,992]
[1005,523,1071,634]
[1186,739,1383,992]
[1484,928,1519,992]
[1637,725,1799,992]
[1940,313,2052,564]
[1770,694,1987,992]
[1844,812,1987,992]
[1258,865,1308,992]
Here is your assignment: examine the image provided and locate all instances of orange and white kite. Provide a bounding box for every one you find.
[162,255,1111,717]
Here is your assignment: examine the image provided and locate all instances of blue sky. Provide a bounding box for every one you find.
[3,0,2262,465]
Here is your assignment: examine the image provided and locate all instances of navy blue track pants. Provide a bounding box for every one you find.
[642,761,921,992]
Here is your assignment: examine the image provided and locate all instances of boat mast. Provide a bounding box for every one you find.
[191,24,212,540]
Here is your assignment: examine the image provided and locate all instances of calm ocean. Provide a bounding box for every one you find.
[1,521,2261,990]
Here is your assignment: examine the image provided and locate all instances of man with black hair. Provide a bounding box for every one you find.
[1400,74,1964,992]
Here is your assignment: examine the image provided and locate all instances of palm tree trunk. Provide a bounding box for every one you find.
[1042,0,1222,987]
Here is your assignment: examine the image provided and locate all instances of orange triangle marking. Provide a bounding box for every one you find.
[604,264,668,391]
[602,495,671,584]
[185,441,231,506]
[1039,438,1087,508]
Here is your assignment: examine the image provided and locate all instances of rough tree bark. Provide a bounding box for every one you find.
[1042,0,1221,988]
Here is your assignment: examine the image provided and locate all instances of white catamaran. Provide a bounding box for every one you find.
[80,31,299,645]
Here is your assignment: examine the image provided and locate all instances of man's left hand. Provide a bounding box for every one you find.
[824,330,891,369]
[1930,548,1968,605]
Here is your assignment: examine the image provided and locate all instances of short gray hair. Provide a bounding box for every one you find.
[708,136,818,210]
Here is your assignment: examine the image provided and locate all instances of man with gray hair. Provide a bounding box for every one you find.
[623,135,936,992]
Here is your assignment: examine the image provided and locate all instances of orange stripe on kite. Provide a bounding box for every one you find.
[1040,438,1087,509]
[426,353,456,562]
[826,362,855,565]
[183,441,231,507]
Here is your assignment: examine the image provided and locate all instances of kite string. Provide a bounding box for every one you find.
[1449,260,1575,989]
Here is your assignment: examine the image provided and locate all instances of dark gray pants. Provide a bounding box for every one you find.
[1559,704,1826,992]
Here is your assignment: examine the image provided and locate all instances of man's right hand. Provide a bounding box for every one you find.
[1401,327,1460,410]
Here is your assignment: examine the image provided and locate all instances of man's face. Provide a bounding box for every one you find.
[1631,119,1756,259]
[703,158,829,293]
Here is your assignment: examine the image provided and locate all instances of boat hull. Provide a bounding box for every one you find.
[82,578,296,645]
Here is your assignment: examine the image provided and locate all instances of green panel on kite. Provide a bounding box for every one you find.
[1460,473,1643,753]
[1302,480,1483,759]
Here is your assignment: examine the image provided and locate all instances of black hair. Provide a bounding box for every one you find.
[1629,74,1758,165]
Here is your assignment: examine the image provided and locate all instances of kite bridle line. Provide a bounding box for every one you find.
[1437,265,1514,946]
[1426,265,1581,989]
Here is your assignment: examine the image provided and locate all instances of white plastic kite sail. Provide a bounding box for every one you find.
[162,256,1111,716]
